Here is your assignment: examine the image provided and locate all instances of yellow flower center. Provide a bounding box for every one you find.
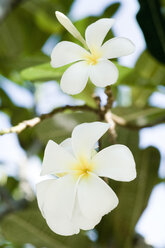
[72,157,94,177]
[84,48,102,65]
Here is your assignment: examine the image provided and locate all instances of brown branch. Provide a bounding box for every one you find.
[111,113,165,130]
[0,105,98,135]
[104,86,114,112]
[0,100,163,136]
[102,86,117,144]
[105,111,117,144]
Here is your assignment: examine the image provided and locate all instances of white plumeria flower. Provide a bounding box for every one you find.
[50,11,135,95]
[36,122,136,236]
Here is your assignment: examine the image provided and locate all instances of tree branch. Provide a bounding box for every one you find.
[0,105,98,135]
[111,113,165,130]
[104,86,114,112]
[0,102,164,136]
[103,86,117,144]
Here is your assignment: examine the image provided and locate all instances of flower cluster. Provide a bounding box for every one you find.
[36,11,136,236]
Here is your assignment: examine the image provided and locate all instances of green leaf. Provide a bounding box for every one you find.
[21,63,97,107]
[112,106,165,127]
[74,2,120,38]
[121,51,165,88]
[35,111,98,145]
[1,201,92,248]
[20,61,130,83]
[20,63,66,82]
[0,3,49,80]
[137,0,165,63]
[113,132,160,248]
[97,127,160,248]
[113,61,132,83]
[0,0,75,82]
[59,2,120,46]
[0,53,49,85]
[6,177,19,194]
[34,10,62,34]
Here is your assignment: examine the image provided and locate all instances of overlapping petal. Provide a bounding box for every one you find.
[40,140,76,176]
[101,37,135,59]
[37,175,79,236]
[60,61,89,95]
[36,174,102,235]
[89,59,119,87]
[78,173,118,220]
[85,18,114,50]
[36,179,54,218]
[92,144,136,181]
[72,196,102,230]
[51,41,88,68]
[60,138,73,155]
[71,122,110,160]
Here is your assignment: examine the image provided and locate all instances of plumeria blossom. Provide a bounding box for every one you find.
[36,122,136,236]
[50,11,135,95]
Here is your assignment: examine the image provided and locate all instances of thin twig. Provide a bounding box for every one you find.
[93,94,104,150]
[111,113,165,130]
[0,105,98,135]
[103,86,117,144]
[104,111,117,144]
[104,86,114,112]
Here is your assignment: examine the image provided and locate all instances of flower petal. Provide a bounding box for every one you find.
[92,144,136,181]
[40,140,76,176]
[85,18,114,50]
[37,175,80,236]
[60,138,73,155]
[36,179,54,218]
[89,60,119,87]
[60,61,89,95]
[71,122,110,160]
[78,173,118,220]
[101,37,135,59]
[51,41,88,68]
[55,11,87,47]
[72,196,102,230]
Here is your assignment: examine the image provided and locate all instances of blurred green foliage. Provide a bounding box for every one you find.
[137,0,165,63]
[0,0,165,247]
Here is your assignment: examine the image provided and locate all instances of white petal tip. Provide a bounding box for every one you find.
[47,139,54,145]
[102,18,115,25]
[128,41,136,54]
[60,85,79,95]
[55,11,64,18]
[50,60,57,68]
[47,222,80,236]
[127,170,137,181]
[111,196,119,211]
[125,39,136,54]
[55,11,60,15]
[103,122,111,130]
[109,18,115,24]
